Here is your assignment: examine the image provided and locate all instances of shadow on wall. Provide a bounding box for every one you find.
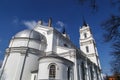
[0,69,6,80]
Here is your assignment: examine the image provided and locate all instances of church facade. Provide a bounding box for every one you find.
[0,19,103,80]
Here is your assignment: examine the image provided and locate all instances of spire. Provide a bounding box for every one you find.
[82,16,87,27]
[48,17,52,27]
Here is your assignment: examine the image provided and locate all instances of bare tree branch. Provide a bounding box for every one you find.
[102,15,120,42]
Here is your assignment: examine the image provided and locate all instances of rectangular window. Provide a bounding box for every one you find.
[84,33,87,38]
[86,46,89,53]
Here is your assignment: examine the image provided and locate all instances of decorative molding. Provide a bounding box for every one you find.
[59,52,76,58]
[80,40,93,46]
[80,36,92,40]
[46,51,56,55]
[5,47,44,56]
[12,37,42,42]
[87,54,95,57]
[45,51,76,58]
[47,30,53,35]
[80,28,90,33]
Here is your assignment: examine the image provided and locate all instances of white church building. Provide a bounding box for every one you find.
[0,18,103,80]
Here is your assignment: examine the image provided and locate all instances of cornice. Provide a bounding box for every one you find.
[80,27,90,33]
[87,53,95,57]
[80,36,92,40]
[11,37,42,42]
[5,47,45,56]
[80,40,93,46]
[38,54,73,66]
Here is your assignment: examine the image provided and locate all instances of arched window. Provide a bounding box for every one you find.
[86,46,89,53]
[84,33,87,38]
[49,65,56,79]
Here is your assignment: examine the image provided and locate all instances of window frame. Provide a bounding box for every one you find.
[49,64,56,79]
[86,46,89,53]
[84,33,87,38]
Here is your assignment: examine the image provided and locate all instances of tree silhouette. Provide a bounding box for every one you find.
[79,0,98,12]
[101,1,120,74]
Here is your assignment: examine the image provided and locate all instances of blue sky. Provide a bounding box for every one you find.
[0,0,116,75]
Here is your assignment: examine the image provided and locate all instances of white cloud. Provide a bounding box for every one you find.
[12,18,66,30]
[12,16,20,25]
[56,21,65,27]
[55,21,66,32]
[22,20,37,29]
[12,17,37,29]
[13,18,19,24]
[22,20,49,29]
[12,16,49,29]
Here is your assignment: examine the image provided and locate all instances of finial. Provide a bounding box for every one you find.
[38,20,43,25]
[82,16,87,27]
[48,17,52,27]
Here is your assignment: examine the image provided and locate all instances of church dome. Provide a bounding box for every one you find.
[10,29,47,50]
[14,29,45,41]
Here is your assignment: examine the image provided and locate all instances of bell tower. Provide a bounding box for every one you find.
[79,21,101,67]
